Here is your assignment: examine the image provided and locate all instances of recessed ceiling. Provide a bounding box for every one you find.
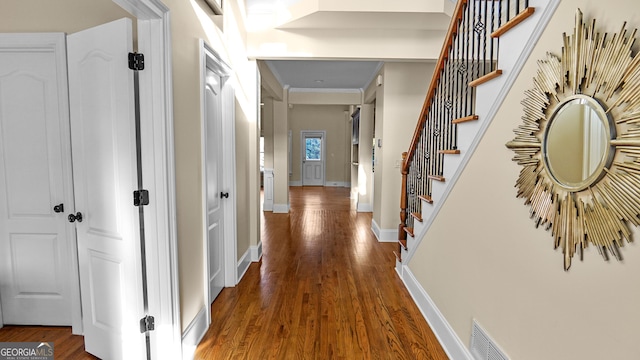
[265,60,382,89]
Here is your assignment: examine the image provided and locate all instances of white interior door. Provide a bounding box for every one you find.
[204,69,225,303]
[67,18,145,360]
[301,131,325,186]
[0,34,76,326]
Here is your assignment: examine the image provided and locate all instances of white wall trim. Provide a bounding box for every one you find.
[290,181,349,187]
[400,266,473,360]
[110,1,182,359]
[273,204,290,213]
[237,248,252,282]
[326,181,350,187]
[357,202,373,212]
[251,241,263,262]
[180,306,208,360]
[370,218,397,242]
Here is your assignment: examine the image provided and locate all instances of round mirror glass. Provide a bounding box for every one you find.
[543,95,612,191]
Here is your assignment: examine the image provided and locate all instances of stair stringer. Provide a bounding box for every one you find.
[398,0,562,268]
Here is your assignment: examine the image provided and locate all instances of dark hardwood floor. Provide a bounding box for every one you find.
[0,325,96,359]
[195,186,448,359]
[0,187,447,359]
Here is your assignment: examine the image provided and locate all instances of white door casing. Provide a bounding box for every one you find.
[301,131,326,186]
[67,18,146,360]
[0,33,80,329]
[204,70,225,303]
[113,1,182,358]
[200,40,237,328]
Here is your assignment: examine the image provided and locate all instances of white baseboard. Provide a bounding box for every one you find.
[181,307,208,360]
[370,218,397,242]
[401,266,473,360]
[357,202,373,212]
[237,248,251,282]
[289,181,350,187]
[273,203,289,213]
[325,181,350,187]
[250,241,263,262]
[263,199,273,211]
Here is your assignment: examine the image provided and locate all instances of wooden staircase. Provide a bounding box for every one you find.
[396,0,554,266]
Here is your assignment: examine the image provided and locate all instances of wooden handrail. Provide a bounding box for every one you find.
[402,0,469,173]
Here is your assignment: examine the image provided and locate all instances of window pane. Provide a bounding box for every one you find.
[305,138,321,160]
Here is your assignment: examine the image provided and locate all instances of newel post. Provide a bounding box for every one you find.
[398,152,408,243]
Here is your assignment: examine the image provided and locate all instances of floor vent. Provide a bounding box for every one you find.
[470,320,509,360]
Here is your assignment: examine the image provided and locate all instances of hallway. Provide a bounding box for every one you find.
[195,186,448,359]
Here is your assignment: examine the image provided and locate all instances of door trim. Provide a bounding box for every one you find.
[0,33,81,333]
[199,40,237,326]
[300,130,326,186]
[111,1,181,359]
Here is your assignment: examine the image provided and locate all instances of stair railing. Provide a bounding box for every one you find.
[397,0,532,261]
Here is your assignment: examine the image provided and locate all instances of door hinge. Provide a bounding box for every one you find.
[134,189,150,206]
[140,315,155,333]
[128,52,145,71]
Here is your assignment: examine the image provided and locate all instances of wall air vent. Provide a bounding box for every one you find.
[470,320,509,360]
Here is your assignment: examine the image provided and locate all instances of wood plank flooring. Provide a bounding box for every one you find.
[195,186,448,359]
[0,187,447,359]
[0,325,96,359]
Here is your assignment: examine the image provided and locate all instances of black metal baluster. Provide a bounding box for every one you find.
[438,73,446,176]
[454,14,463,150]
[427,110,433,197]
[490,0,496,72]
[433,81,440,179]
[506,0,511,22]
[446,53,452,159]
[483,0,488,75]
[416,123,427,200]
[464,1,471,119]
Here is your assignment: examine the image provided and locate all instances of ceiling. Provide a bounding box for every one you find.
[245,0,303,14]
[250,0,451,92]
[265,60,382,90]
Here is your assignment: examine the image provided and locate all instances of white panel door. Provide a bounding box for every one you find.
[67,18,145,360]
[0,34,75,326]
[205,70,224,303]
[302,132,325,186]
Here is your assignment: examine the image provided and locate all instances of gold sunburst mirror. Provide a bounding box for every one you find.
[507,9,640,270]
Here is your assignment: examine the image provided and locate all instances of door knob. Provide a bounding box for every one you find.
[53,203,64,213]
[68,212,83,223]
[220,192,229,199]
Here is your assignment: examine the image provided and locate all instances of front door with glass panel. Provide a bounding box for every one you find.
[301,131,324,186]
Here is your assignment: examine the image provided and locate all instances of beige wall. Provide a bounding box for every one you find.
[0,0,133,34]
[165,0,260,332]
[289,104,350,184]
[373,62,434,230]
[409,1,640,359]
